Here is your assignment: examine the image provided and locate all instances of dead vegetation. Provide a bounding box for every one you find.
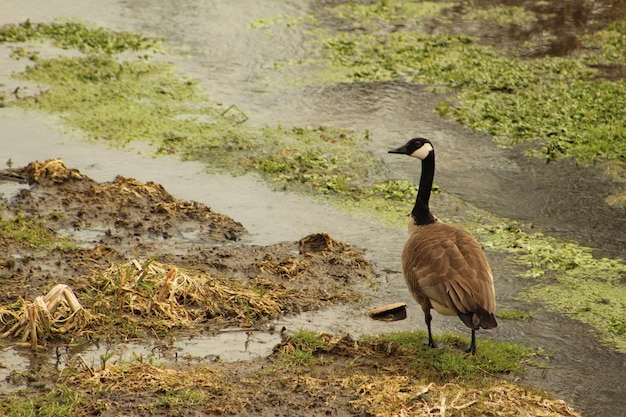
[25,332,580,417]
[90,258,287,330]
[1,250,372,345]
[4,158,246,245]
[343,376,579,417]
[0,284,99,349]
[264,333,581,417]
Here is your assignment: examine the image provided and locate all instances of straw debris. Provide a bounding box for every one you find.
[1,242,371,345]
[90,258,303,332]
[20,159,87,184]
[337,374,579,417]
[257,257,308,281]
[272,332,581,417]
[344,376,580,417]
[59,362,247,414]
[1,284,99,349]
[68,363,223,393]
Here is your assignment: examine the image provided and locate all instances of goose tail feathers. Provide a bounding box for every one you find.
[458,307,498,330]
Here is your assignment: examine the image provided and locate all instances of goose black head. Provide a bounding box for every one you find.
[388,138,434,160]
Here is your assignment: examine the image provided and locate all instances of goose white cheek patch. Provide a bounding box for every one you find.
[410,143,433,160]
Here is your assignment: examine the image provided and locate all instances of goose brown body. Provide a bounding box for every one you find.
[402,220,497,331]
[389,137,497,354]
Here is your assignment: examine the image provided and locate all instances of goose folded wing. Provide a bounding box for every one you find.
[412,237,495,315]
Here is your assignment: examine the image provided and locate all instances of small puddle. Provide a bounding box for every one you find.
[0,331,278,393]
[0,182,28,200]
[56,228,108,248]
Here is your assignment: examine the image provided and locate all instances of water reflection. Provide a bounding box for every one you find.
[461,0,626,70]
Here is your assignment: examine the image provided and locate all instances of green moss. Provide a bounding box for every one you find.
[366,331,533,381]
[277,330,533,383]
[497,309,534,321]
[274,329,332,368]
[155,389,207,409]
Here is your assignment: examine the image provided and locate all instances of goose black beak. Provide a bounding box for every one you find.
[388,145,408,155]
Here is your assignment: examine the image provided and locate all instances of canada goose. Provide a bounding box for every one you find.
[388,138,497,354]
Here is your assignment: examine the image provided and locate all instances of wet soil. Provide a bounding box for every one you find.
[1,159,238,300]
[0,158,373,314]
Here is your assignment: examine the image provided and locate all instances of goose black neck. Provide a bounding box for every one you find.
[412,152,436,225]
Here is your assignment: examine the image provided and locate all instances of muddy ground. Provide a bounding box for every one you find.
[0,157,375,325]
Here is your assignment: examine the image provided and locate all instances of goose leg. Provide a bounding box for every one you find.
[425,311,436,348]
[466,329,477,354]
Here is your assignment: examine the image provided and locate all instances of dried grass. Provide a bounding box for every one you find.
[92,258,286,330]
[1,284,99,349]
[257,257,309,280]
[1,250,365,346]
[344,375,580,417]
[68,362,222,393]
[91,176,171,205]
[61,362,245,414]
[275,333,581,417]
[91,254,366,334]
[21,159,86,183]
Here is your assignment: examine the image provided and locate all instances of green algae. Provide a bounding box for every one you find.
[474,222,626,351]
[310,0,626,164]
[0,19,161,54]
[2,21,376,192]
[329,0,449,28]
[464,5,537,27]
[581,20,626,67]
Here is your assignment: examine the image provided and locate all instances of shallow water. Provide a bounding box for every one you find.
[1,1,626,416]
